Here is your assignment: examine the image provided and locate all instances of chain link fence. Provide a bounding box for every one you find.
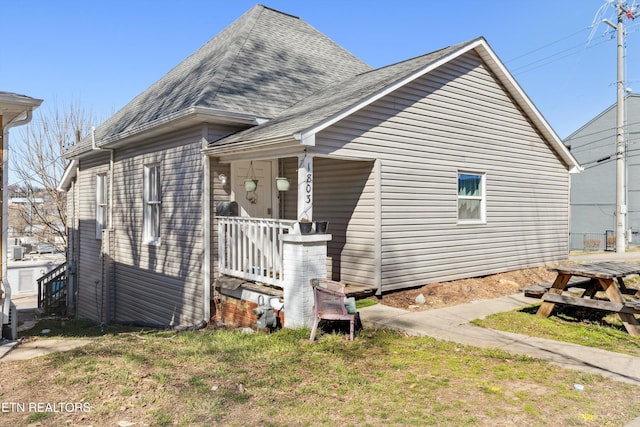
[570,230,639,251]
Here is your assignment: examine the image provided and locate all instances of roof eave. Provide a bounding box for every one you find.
[295,41,479,146]
[0,92,43,125]
[57,159,78,192]
[97,106,265,149]
[204,135,297,156]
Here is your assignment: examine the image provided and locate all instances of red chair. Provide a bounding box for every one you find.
[309,278,355,341]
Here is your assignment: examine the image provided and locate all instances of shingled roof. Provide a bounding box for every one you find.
[206,36,579,172]
[66,5,370,156]
[207,41,469,151]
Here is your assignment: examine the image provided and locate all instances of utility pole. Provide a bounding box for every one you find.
[604,0,630,253]
[614,0,626,253]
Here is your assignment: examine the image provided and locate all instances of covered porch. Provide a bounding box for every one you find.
[208,151,377,328]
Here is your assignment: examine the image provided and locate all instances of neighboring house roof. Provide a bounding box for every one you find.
[564,93,640,145]
[65,5,370,157]
[207,37,581,173]
[57,159,78,192]
[0,91,43,126]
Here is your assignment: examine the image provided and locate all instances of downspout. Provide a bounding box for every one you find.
[201,125,211,326]
[92,127,115,323]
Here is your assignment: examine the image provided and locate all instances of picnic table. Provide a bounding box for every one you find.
[536,262,640,336]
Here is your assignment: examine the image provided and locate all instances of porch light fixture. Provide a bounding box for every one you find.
[218,174,227,186]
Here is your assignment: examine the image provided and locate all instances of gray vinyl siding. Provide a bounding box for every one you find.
[73,122,248,327]
[111,129,204,327]
[279,157,299,220]
[76,153,110,322]
[315,51,570,293]
[313,158,376,284]
[97,123,246,328]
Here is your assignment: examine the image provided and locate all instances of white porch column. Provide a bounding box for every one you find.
[297,154,313,221]
[281,233,331,328]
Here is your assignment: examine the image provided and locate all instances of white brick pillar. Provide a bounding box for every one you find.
[280,233,331,328]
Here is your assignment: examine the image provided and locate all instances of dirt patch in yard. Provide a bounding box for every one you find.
[375,265,558,311]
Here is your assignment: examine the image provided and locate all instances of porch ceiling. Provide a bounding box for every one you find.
[205,136,301,162]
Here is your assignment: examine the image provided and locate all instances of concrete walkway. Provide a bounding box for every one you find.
[0,338,90,362]
[360,251,640,426]
[0,293,92,361]
[359,293,640,386]
[361,251,640,386]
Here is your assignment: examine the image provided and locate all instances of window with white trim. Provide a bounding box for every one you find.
[96,173,108,239]
[457,172,485,223]
[144,164,161,244]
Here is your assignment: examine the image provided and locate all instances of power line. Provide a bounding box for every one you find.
[511,37,612,76]
[570,127,640,153]
[511,42,591,74]
[505,28,590,63]
[504,23,615,76]
[569,118,638,141]
[582,146,640,170]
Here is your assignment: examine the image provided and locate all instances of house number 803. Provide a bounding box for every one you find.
[305,173,312,203]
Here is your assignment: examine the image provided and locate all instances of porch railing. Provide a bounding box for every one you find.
[37,262,68,316]
[217,217,296,287]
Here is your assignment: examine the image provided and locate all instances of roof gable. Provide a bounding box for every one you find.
[210,42,466,150]
[209,37,580,172]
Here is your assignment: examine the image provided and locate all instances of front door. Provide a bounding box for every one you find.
[232,160,274,218]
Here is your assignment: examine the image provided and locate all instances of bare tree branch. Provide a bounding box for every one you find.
[9,100,95,248]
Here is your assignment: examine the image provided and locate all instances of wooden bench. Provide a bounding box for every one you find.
[541,293,640,315]
[524,278,596,298]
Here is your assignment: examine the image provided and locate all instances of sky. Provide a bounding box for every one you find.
[1,0,639,140]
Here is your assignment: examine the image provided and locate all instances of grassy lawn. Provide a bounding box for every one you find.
[1,319,639,426]
[474,303,640,357]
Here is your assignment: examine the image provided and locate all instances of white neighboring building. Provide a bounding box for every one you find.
[0,91,43,339]
[7,253,65,295]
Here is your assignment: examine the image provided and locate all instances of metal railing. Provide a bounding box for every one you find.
[37,262,68,316]
[217,217,295,287]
